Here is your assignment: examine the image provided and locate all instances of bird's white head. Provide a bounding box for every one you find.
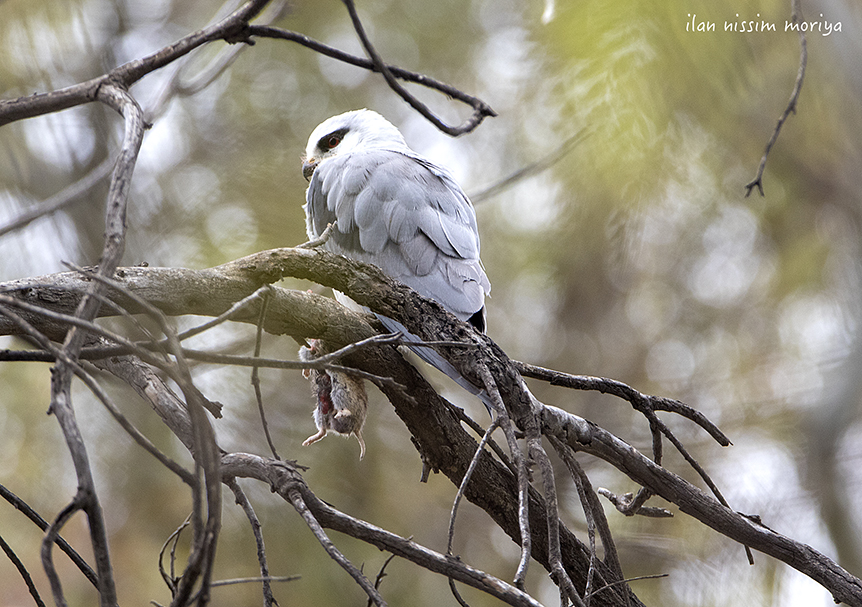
[302,109,408,180]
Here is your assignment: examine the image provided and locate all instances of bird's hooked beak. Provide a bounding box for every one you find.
[302,158,319,181]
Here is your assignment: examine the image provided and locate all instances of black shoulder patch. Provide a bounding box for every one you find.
[468,307,486,333]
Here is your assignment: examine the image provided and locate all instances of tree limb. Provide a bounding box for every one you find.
[221,452,545,607]
[0,0,268,127]
[2,247,860,605]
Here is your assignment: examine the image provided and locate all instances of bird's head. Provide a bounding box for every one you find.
[302,109,408,180]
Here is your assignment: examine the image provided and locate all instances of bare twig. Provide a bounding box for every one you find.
[515,362,730,447]
[371,553,397,598]
[0,533,47,607]
[475,364,532,589]
[550,437,629,607]
[158,516,192,594]
[648,412,755,565]
[40,502,87,606]
[744,0,807,197]
[207,574,299,588]
[595,489,672,519]
[447,576,472,607]
[526,415,582,606]
[470,128,589,204]
[251,288,281,460]
[450,405,516,474]
[226,478,278,607]
[340,0,495,136]
[247,25,496,136]
[447,418,501,555]
[587,574,669,600]
[146,0,289,122]
[176,285,273,342]
[172,401,222,607]
[0,484,98,587]
[287,487,387,606]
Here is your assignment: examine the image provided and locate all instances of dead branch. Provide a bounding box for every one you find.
[288,485,387,606]
[0,0,269,127]
[5,246,860,604]
[0,484,97,588]
[540,404,862,606]
[221,452,546,607]
[248,24,496,135]
[3,248,861,604]
[0,533,46,607]
[225,479,277,607]
[476,363,533,588]
[744,0,807,197]
[0,251,640,606]
[340,0,495,135]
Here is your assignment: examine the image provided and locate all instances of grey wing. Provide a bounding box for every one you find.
[305,149,490,323]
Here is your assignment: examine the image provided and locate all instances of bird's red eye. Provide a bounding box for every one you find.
[326,135,341,149]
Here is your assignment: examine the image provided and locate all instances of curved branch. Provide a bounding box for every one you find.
[0,252,639,605]
[340,0,495,135]
[744,0,807,197]
[288,487,387,606]
[225,479,277,607]
[3,248,859,605]
[540,405,862,607]
[0,484,98,588]
[221,453,545,607]
[0,533,46,607]
[515,362,730,447]
[247,23,495,134]
[0,0,267,126]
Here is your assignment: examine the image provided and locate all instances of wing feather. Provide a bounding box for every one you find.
[305,148,489,321]
[398,232,439,276]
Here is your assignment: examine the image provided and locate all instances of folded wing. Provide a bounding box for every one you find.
[305,149,490,324]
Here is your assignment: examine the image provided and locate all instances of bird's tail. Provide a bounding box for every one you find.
[376,315,496,415]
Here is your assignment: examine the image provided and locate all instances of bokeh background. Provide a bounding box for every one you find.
[1,0,861,605]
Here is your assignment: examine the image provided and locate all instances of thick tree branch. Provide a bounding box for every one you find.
[0,251,639,606]
[2,247,860,605]
[540,405,862,607]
